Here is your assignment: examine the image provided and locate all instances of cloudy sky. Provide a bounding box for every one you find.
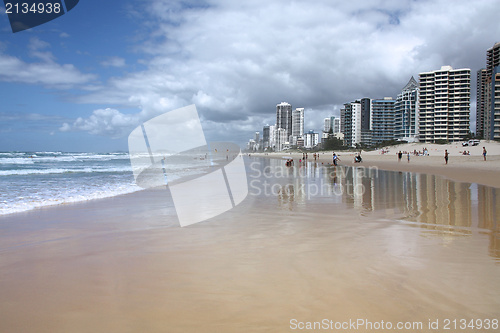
[0,0,499,152]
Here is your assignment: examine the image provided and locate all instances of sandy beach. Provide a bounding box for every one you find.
[0,152,499,332]
[255,141,500,189]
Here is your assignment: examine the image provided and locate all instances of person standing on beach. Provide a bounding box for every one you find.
[398,151,402,162]
[407,152,410,163]
[444,150,449,165]
[483,147,487,161]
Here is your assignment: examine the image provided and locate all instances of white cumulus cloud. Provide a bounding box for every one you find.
[62,108,140,138]
[60,0,500,142]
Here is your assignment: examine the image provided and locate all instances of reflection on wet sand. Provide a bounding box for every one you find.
[251,158,500,260]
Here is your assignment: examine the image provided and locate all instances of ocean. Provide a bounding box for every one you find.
[0,149,236,216]
[0,151,140,215]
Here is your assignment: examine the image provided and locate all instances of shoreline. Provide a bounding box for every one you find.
[251,142,500,189]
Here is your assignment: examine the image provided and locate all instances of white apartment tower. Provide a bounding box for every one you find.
[269,125,276,150]
[304,130,319,148]
[342,101,362,147]
[291,108,305,145]
[332,117,340,134]
[275,128,288,152]
[419,66,471,143]
[323,117,331,133]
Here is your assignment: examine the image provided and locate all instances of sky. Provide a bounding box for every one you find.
[0,0,499,152]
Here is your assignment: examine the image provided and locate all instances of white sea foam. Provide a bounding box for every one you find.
[0,182,143,215]
[0,166,134,176]
[0,151,139,216]
[0,151,221,216]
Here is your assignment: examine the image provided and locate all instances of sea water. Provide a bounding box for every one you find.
[0,152,141,215]
[0,150,230,216]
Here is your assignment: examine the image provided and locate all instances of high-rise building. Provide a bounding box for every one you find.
[395,76,419,142]
[419,66,471,143]
[324,117,331,133]
[304,130,319,148]
[291,107,304,145]
[275,128,288,151]
[332,117,340,134]
[247,139,256,151]
[489,67,500,139]
[359,98,372,146]
[360,98,371,131]
[482,42,500,140]
[342,101,362,147]
[476,69,487,138]
[262,125,270,149]
[371,97,395,145]
[340,107,346,134]
[276,102,293,141]
[269,125,276,150]
[486,42,500,75]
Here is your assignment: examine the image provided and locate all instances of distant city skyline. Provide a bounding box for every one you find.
[1,1,500,151]
[250,63,475,150]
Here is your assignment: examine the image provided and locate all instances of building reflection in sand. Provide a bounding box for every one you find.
[248,157,499,260]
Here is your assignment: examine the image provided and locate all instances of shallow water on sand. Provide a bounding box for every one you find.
[0,156,498,332]
[248,157,499,256]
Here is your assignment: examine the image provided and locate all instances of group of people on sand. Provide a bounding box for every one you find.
[397,149,429,161]
[397,151,411,163]
[287,145,489,168]
[444,146,487,165]
[393,146,490,165]
[412,148,429,156]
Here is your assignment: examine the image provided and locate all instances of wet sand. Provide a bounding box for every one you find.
[0,158,499,332]
[256,141,500,189]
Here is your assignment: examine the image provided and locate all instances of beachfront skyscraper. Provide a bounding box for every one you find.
[304,130,319,148]
[331,116,340,134]
[480,42,500,140]
[324,117,331,133]
[291,107,304,146]
[360,98,372,146]
[340,108,345,134]
[371,97,395,145]
[360,98,371,132]
[269,125,276,150]
[487,68,500,140]
[419,66,471,143]
[476,69,487,138]
[276,102,293,142]
[275,128,287,151]
[342,101,362,147]
[262,125,270,149]
[342,99,375,147]
[395,76,419,142]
